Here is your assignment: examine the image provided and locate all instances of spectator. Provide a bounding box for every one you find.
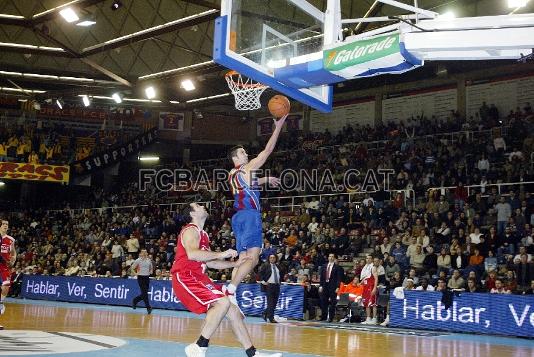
[490,278,511,294]
[447,269,465,290]
[415,278,435,291]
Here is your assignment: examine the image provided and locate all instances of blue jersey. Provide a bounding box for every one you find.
[229,164,261,211]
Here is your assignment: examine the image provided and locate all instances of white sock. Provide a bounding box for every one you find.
[226,283,236,294]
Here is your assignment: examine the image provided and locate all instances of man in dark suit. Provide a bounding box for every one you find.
[319,253,344,322]
[259,254,283,323]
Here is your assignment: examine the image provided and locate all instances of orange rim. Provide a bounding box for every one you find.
[225,70,267,89]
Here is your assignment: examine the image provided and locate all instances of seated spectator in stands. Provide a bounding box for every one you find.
[513,246,532,263]
[379,237,392,256]
[469,227,483,247]
[405,278,415,290]
[437,247,452,273]
[522,280,534,295]
[466,278,482,293]
[391,241,408,269]
[515,254,534,292]
[28,151,39,164]
[490,278,511,294]
[285,229,298,247]
[337,276,364,302]
[520,227,533,252]
[385,255,400,281]
[402,268,419,288]
[447,269,465,290]
[64,259,80,276]
[505,270,518,293]
[435,278,447,292]
[451,247,468,271]
[422,246,437,277]
[410,245,426,272]
[415,278,435,291]
[406,237,418,259]
[260,241,276,263]
[468,248,484,267]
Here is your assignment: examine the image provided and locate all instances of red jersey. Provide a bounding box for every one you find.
[1,235,15,266]
[171,224,210,275]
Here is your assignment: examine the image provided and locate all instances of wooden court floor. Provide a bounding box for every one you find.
[1,301,533,357]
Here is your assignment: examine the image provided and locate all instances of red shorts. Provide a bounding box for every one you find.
[0,265,10,286]
[362,281,377,308]
[172,270,225,314]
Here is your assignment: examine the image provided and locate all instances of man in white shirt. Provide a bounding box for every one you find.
[307,217,319,234]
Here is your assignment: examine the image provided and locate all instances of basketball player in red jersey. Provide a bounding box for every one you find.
[224,114,288,304]
[0,218,16,329]
[171,203,282,357]
[360,254,378,324]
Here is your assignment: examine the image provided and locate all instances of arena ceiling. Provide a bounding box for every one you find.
[0,0,531,113]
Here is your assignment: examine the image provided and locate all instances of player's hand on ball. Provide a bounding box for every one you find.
[221,249,238,259]
[273,114,288,127]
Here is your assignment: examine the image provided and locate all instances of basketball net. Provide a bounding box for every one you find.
[225,70,268,111]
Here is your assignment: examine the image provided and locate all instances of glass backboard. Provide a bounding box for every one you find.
[213,0,334,113]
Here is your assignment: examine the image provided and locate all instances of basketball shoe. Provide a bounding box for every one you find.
[185,343,207,357]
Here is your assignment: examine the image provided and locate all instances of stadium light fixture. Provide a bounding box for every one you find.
[111,1,123,11]
[56,98,64,109]
[180,79,195,91]
[112,92,122,103]
[145,86,156,99]
[138,156,160,162]
[59,8,79,23]
[0,182,5,187]
[76,19,96,27]
[508,0,528,8]
[82,95,90,107]
[438,11,456,20]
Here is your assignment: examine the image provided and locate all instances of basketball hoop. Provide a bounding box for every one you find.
[225,70,268,111]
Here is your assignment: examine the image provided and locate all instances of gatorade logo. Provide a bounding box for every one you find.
[324,34,399,70]
[326,51,337,67]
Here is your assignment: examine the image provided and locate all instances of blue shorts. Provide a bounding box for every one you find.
[231,209,262,253]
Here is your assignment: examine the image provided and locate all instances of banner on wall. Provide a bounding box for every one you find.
[390,290,534,338]
[257,114,303,136]
[72,127,157,175]
[0,162,70,183]
[159,112,184,131]
[21,275,304,319]
[35,105,149,123]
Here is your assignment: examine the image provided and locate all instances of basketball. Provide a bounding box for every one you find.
[268,95,290,118]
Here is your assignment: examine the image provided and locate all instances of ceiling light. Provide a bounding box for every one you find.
[508,0,528,7]
[111,1,123,10]
[59,8,79,23]
[112,93,122,103]
[145,86,156,99]
[138,156,159,162]
[0,182,5,187]
[181,79,195,91]
[56,99,64,109]
[76,20,96,27]
[0,14,24,19]
[438,11,455,20]
[82,95,90,107]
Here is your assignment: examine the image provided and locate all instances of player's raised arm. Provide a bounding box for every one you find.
[182,228,237,262]
[245,114,288,171]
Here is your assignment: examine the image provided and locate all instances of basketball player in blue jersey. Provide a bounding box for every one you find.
[224,114,288,303]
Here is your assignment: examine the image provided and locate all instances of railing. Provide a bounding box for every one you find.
[49,189,416,215]
[427,181,534,197]
[187,126,507,169]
